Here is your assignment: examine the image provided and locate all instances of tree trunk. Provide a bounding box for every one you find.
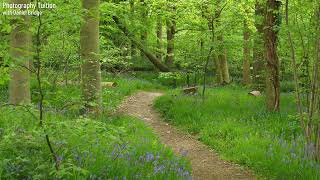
[315,2,320,161]
[285,0,309,143]
[208,15,223,84]
[165,3,176,68]
[156,16,163,60]
[80,0,102,114]
[214,0,230,85]
[264,0,281,112]
[215,56,224,84]
[112,16,170,72]
[217,34,230,84]
[9,0,32,105]
[130,0,137,57]
[253,1,265,91]
[243,20,251,85]
[166,20,175,67]
[140,0,148,58]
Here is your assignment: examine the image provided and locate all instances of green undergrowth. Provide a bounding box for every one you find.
[0,110,190,179]
[26,73,166,115]
[154,86,320,179]
[0,76,191,179]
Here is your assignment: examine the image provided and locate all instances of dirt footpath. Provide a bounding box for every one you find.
[118,91,256,180]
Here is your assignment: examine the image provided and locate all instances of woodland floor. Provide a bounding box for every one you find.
[118,91,257,180]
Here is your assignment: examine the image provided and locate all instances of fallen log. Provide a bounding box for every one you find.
[112,16,170,72]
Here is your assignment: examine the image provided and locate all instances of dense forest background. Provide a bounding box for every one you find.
[0,0,320,179]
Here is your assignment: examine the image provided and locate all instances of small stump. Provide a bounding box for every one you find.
[183,86,198,95]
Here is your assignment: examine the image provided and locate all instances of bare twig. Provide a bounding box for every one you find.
[35,0,59,171]
[285,0,306,135]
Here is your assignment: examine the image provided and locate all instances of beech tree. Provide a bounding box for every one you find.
[215,0,230,85]
[81,0,102,114]
[316,3,320,160]
[243,19,251,85]
[264,0,281,112]
[165,0,176,68]
[253,0,265,91]
[9,0,32,105]
[130,0,137,57]
[140,0,148,59]
[156,16,163,60]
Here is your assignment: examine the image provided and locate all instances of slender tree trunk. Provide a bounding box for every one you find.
[202,47,214,101]
[112,16,170,72]
[209,22,223,84]
[264,0,281,112]
[80,0,102,114]
[285,0,308,142]
[217,34,230,84]
[253,1,265,91]
[315,2,320,161]
[215,56,224,84]
[130,0,137,57]
[156,16,163,60]
[243,20,251,85]
[9,0,32,105]
[165,2,176,68]
[214,0,230,85]
[140,0,148,58]
[207,14,222,84]
[165,18,175,67]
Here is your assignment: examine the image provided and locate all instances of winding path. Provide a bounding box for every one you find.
[118,91,256,180]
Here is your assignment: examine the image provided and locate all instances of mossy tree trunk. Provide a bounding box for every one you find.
[166,20,175,67]
[315,3,320,161]
[217,34,230,84]
[140,0,148,59]
[208,13,223,84]
[130,0,137,57]
[215,0,230,85]
[243,20,251,86]
[165,1,176,68]
[80,0,102,115]
[253,0,265,91]
[9,0,32,105]
[264,0,281,112]
[156,16,163,60]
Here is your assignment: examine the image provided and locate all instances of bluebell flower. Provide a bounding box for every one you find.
[75,154,81,162]
[155,153,160,160]
[57,155,63,162]
[177,167,184,175]
[183,171,190,176]
[291,153,298,159]
[139,155,145,162]
[146,152,154,162]
[154,164,165,174]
